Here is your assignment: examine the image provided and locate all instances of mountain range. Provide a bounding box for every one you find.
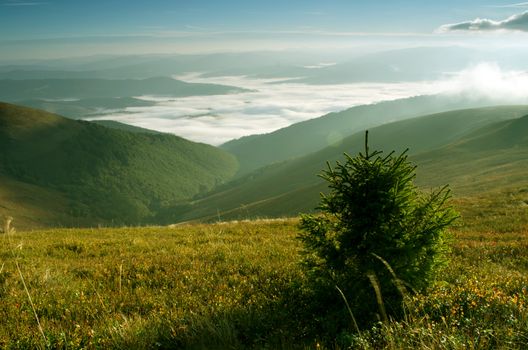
[2,94,528,229]
[174,105,528,223]
[4,47,528,83]
[221,94,505,176]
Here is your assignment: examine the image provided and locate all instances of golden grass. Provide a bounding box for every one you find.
[0,192,528,348]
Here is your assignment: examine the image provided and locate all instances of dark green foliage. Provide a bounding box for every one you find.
[0,102,238,226]
[90,119,162,134]
[299,132,458,325]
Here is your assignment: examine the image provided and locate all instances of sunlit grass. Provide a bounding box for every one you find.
[0,221,302,348]
[1,192,528,348]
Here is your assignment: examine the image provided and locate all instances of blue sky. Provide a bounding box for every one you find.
[2,0,528,59]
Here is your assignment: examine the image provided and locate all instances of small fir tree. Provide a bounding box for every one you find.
[299,131,458,324]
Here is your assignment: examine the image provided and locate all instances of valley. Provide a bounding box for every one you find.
[3,93,528,231]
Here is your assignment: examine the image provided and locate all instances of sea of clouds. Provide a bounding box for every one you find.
[86,63,528,146]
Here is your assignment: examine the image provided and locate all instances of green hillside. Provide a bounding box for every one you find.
[0,102,238,228]
[0,175,78,229]
[221,95,504,176]
[415,114,528,195]
[175,106,528,223]
[5,102,528,229]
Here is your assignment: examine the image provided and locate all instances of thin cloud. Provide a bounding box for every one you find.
[438,11,528,32]
[2,0,47,5]
[108,29,432,39]
[488,2,528,8]
[184,25,209,31]
[303,11,326,16]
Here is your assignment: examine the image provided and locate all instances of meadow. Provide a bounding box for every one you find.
[1,189,528,349]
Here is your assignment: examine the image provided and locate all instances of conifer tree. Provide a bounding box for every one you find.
[299,131,458,323]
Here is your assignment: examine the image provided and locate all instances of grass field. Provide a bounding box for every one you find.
[1,191,528,349]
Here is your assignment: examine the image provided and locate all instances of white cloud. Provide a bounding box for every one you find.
[438,11,528,32]
[489,2,528,8]
[303,62,337,69]
[2,0,46,6]
[86,64,528,146]
[439,62,528,101]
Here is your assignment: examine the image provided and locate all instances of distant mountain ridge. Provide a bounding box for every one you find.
[0,77,246,101]
[4,101,528,229]
[0,76,248,121]
[4,47,525,84]
[17,97,157,119]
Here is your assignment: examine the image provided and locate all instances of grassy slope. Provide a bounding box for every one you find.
[0,102,238,227]
[0,221,302,349]
[0,175,77,230]
[1,196,528,348]
[177,106,528,222]
[221,95,504,176]
[415,114,528,194]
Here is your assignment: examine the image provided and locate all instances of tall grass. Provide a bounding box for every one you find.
[0,191,527,348]
[2,216,15,234]
[0,221,304,348]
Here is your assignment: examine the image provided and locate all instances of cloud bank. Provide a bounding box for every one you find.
[490,2,528,8]
[1,0,46,6]
[438,11,528,32]
[87,76,442,145]
[86,64,528,146]
[440,62,528,101]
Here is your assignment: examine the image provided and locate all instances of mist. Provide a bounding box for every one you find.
[83,63,528,145]
[86,76,444,145]
[441,62,528,103]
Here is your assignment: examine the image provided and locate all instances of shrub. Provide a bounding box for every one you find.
[299,132,458,326]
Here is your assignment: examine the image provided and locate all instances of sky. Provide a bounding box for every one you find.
[3,0,528,144]
[3,0,528,59]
